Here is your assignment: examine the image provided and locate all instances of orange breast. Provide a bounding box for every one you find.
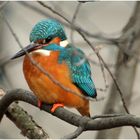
[23,50,87,108]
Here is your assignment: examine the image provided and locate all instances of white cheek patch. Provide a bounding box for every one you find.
[60,40,68,47]
[33,49,51,56]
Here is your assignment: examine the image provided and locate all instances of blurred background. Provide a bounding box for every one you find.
[0,1,139,139]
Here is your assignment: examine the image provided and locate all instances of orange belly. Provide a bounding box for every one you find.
[23,50,88,109]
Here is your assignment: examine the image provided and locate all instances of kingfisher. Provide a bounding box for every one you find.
[12,19,97,117]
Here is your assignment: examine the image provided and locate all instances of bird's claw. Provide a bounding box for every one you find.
[37,100,42,109]
[51,103,64,113]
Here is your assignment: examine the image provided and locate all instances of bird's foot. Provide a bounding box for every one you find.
[37,100,42,109]
[51,103,64,113]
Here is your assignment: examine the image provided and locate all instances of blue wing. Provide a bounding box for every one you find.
[59,44,97,98]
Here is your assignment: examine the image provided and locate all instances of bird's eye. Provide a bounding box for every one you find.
[43,37,52,44]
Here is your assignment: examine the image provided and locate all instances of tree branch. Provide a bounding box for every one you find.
[0,89,140,138]
[0,89,49,139]
[6,103,49,139]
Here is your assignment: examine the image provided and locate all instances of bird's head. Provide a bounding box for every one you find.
[11,19,67,59]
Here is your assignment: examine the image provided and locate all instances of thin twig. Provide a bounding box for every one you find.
[98,52,109,92]
[78,1,97,3]
[91,113,134,120]
[62,126,84,139]
[62,113,131,138]
[70,2,82,44]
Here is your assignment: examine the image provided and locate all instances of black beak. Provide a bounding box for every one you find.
[11,43,39,59]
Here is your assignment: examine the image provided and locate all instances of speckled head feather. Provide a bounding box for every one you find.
[30,19,67,43]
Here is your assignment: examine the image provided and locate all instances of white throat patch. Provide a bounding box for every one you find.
[60,40,68,47]
[31,40,68,56]
[33,49,51,56]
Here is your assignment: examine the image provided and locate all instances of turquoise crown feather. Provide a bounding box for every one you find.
[30,19,67,43]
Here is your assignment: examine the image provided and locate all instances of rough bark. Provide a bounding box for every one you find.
[6,103,49,139]
[1,89,140,139]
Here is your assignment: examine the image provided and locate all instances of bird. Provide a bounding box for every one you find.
[12,19,97,117]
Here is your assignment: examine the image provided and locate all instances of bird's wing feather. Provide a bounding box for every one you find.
[59,44,97,98]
